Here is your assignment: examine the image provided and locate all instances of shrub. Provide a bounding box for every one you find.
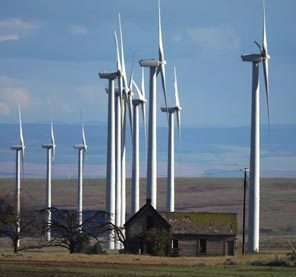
[142,228,170,256]
[250,254,296,267]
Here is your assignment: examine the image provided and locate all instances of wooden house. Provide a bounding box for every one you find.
[124,202,237,256]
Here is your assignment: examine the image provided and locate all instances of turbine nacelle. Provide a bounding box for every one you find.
[139,59,160,68]
[98,72,119,80]
[42,144,55,149]
[10,145,24,150]
[73,144,87,150]
[241,53,264,63]
[132,99,146,107]
[161,106,181,113]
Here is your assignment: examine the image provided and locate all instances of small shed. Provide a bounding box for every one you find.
[124,202,237,256]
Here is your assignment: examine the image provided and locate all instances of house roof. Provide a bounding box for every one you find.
[159,212,237,235]
[125,203,237,236]
[124,202,171,229]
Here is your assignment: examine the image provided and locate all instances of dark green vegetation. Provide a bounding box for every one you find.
[0,259,296,277]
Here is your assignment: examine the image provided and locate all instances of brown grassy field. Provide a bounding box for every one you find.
[0,251,296,277]
[0,177,296,251]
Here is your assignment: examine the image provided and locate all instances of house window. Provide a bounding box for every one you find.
[197,239,207,255]
[146,215,154,229]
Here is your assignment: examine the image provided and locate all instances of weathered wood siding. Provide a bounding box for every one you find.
[206,238,225,256]
[178,239,197,256]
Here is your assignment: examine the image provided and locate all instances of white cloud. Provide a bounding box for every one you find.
[0,76,39,115]
[187,26,240,51]
[0,17,40,42]
[69,25,88,36]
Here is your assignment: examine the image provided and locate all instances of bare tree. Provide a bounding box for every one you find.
[41,207,123,254]
[0,192,43,253]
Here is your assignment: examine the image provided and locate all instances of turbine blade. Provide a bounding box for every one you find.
[50,118,56,161]
[160,64,168,111]
[18,105,24,148]
[127,94,133,135]
[262,0,270,142]
[158,0,164,62]
[129,52,135,90]
[132,79,143,100]
[119,13,127,89]
[141,66,145,99]
[262,0,268,56]
[80,109,87,151]
[113,31,121,72]
[263,58,270,141]
[174,66,180,108]
[141,102,147,144]
[176,110,181,144]
[18,105,25,163]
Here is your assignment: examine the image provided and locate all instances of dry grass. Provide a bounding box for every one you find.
[0,251,288,266]
[1,177,296,252]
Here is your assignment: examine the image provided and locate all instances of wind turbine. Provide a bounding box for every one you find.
[73,113,87,229]
[98,70,119,250]
[42,118,56,241]
[10,105,25,250]
[161,66,181,212]
[131,67,147,214]
[241,0,270,253]
[114,30,123,234]
[139,0,168,208]
[116,14,134,227]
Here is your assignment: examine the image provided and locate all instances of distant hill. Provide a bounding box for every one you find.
[0,123,295,178]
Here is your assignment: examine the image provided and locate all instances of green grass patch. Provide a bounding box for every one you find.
[1,260,296,277]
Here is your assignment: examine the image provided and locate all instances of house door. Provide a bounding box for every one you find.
[226,240,234,256]
[197,239,207,255]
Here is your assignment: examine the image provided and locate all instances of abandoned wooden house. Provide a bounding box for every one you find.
[124,202,237,256]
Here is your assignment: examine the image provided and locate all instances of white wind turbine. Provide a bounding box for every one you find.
[241,0,270,253]
[73,113,87,229]
[117,14,134,227]
[98,70,119,250]
[139,0,168,208]
[10,105,25,250]
[42,118,56,241]
[161,66,181,212]
[131,67,147,214]
[113,31,122,233]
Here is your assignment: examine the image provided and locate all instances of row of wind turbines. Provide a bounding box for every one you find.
[9,0,270,253]
[98,0,181,249]
[11,106,88,245]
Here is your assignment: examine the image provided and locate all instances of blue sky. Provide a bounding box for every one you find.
[0,0,296,178]
[0,0,295,127]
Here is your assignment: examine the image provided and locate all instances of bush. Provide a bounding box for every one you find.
[142,228,170,256]
[75,235,105,254]
[250,254,296,267]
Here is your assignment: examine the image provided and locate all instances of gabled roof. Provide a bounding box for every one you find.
[125,203,237,236]
[159,212,237,235]
[124,203,170,229]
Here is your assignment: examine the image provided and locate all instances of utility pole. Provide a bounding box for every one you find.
[241,168,249,255]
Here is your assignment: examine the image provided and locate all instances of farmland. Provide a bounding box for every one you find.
[0,177,295,276]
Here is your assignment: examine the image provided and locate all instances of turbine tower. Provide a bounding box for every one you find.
[139,0,168,208]
[131,67,147,214]
[116,15,134,227]
[73,115,87,229]
[241,0,270,253]
[98,70,119,250]
[42,119,56,241]
[10,105,25,250]
[161,66,181,212]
